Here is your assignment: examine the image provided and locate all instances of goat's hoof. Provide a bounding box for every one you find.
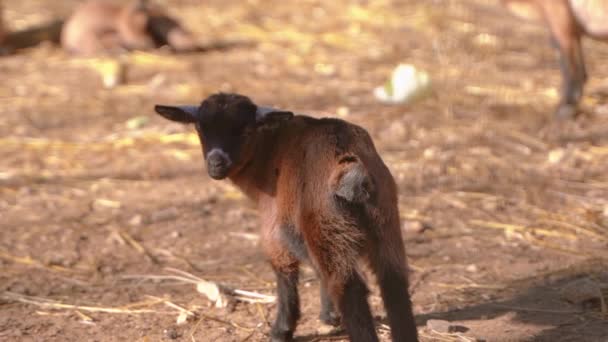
[270,329,294,342]
[554,104,578,120]
[319,311,341,327]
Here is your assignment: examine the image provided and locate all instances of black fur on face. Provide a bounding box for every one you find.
[195,93,257,179]
[154,93,294,180]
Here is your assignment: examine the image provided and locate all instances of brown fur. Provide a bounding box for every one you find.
[502,0,608,118]
[0,1,7,46]
[250,119,414,340]
[61,0,197,56]
[248,118,414,339]
[236,118,416,341]
[154,94,418,341]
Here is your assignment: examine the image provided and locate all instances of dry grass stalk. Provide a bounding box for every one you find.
[469,220,578,240]
[0,251,75,273]
[536,219,608,242]
[110,228,159,264]
[123,268,276,307]
[489,304,582,314]
[430,281,504,290]
[2,291,170,315]
[525,236,600,258]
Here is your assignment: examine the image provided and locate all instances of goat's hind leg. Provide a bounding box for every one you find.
[326,271,379,342]
[372,256,418,341]
[369,216,418,342]
[270,265,300,342]
[319,280,341,326]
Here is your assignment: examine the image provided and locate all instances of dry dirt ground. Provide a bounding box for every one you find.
[1,0,608,341]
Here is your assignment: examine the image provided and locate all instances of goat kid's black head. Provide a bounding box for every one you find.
[154,93,294,180]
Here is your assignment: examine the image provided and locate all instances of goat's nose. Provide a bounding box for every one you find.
[208,156,225,167]
[207,149,231,167]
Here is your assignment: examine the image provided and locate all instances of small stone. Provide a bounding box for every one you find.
[548,149,565,164]
[426,319,451,334]
[481,200,497,211]
[129,215,143,226]
[560,278,600,305]
[125,116,149,130]
[149,207,179,223]
[92,198,121,210]
[403,221,427,234]
[176,312,189,325]
[336,106,350,117]
[466,264,478,273]
[316,324,338,335]
[388,121,407,140]
[427,319,469,334]
[163,327,180,340]
[594,104,608,117]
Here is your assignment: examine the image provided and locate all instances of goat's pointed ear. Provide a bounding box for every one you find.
[256,106,294,125]
[154,105,199,123]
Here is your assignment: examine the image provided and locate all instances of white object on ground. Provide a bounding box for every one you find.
[374,64,430,104]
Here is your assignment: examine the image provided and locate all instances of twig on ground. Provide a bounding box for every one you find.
[469,220,578,240]
[2,291,169,314]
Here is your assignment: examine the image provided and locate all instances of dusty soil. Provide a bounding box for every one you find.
[1,0,608,341]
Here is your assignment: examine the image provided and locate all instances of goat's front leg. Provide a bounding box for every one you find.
[262,220,301,341]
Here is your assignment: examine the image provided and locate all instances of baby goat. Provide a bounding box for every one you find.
[61,0,197,55]
[503,0,608,119]
[154,93,418,342]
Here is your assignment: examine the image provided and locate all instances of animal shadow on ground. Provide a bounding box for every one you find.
[414,258,608,342]
[293,258,607,341]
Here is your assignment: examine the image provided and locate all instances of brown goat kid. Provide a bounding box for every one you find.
[502,0,608,119]
[154,93,418,342]
[61,0,197,55]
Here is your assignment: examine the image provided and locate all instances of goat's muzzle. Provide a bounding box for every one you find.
[206,149,232,180]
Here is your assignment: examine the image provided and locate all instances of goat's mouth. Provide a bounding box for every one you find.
[206,163,231,180]
[208,169,229,180]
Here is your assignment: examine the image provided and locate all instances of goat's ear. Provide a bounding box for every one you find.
[256,106,294,125]
[154,105,199,123]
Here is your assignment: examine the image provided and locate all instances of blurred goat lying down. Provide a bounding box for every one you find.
[61,0,199,55]
[0,0,199,55]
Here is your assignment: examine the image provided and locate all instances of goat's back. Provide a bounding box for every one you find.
[269,116,397,222]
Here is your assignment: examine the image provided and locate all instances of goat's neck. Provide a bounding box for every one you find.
[228,130,280,203]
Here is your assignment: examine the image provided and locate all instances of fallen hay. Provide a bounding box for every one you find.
[121,268,276,308]
[1,291,169,315]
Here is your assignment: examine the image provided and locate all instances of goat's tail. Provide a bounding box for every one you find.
[330,154,374,204]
